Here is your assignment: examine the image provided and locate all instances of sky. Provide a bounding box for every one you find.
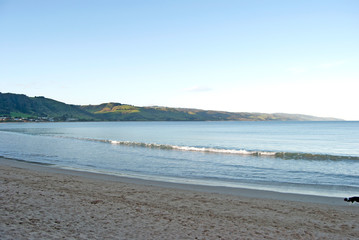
[0,0,358,120]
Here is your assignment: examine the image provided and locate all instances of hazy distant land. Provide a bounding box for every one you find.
[0,93,341,122]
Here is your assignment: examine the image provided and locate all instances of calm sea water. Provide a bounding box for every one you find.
[0,121,358,197]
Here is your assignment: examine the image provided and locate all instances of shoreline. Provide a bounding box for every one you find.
[0,157,348,206]
[1,157,359,239]
[0,157,351,206]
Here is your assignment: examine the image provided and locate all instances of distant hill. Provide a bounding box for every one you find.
[0,93,95,121]
[0,93,341,121]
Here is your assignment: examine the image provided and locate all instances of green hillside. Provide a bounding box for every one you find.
[80,104,205,121]
[0,93,95,121]
[0,93,341,121]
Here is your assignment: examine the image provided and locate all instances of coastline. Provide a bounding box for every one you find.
[1,157,359,239]
[0,157,348,206]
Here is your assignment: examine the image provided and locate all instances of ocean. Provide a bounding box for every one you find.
[0,121,358,197]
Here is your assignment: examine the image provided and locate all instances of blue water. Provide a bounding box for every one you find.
[0,121,358,197]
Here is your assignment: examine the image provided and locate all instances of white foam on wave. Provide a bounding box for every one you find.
[109,140,276,156]
[171,146,276,156]
[57,136,359,160]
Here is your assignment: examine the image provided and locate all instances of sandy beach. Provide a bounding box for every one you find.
[1,158,358,239]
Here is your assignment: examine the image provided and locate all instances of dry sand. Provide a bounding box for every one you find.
[1,158,359,239]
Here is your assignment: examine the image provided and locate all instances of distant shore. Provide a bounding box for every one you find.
[1,157,359,239]
[1,93,343,122]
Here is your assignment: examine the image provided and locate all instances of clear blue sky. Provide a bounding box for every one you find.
[1,0,358,120]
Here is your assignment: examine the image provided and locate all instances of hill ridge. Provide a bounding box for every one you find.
[0,93,342,121]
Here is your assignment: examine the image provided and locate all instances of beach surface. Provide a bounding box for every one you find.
[1,158,358,239]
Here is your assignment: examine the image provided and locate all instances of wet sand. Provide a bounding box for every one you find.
[1,158,358,239]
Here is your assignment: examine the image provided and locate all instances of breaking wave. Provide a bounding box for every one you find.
[110,140,276,156]
[67,137,359,161]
